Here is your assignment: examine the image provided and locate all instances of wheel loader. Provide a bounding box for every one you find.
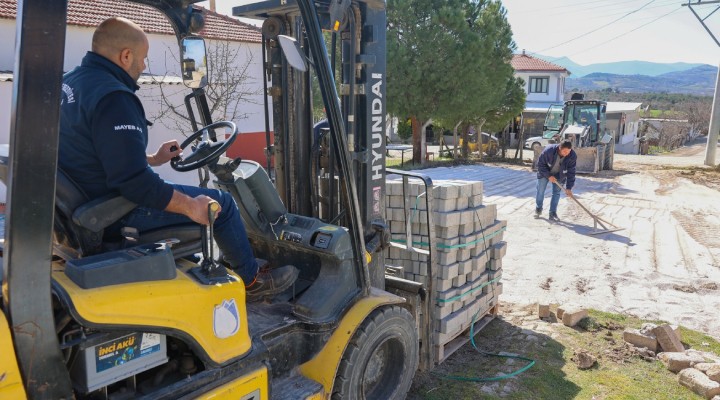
[532,95,615,173]
[0,0,440,398]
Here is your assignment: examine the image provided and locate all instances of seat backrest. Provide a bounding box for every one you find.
[54,169,104,257]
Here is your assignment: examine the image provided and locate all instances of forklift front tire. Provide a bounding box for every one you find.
[331,305,419,400]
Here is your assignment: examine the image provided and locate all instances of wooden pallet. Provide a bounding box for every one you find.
[434,302,499,364]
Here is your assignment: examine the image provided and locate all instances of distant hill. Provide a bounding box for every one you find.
[535,55,708,78]
[567,65,717,96]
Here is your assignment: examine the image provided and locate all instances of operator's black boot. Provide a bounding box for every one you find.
[549,212,560,221]
[245,264,299,302]
[535,207,542,218]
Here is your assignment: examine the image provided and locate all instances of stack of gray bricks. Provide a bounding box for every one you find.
[385,179,506,362]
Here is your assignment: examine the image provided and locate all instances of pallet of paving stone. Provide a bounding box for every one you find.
[434,303,500,363]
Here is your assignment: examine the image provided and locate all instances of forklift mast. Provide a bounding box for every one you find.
[235,0,388,288]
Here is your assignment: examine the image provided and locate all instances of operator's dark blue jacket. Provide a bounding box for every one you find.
[536,144,577,190]
[59,52,174,210]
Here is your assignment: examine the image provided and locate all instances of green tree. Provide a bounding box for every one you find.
[387,0,518,163]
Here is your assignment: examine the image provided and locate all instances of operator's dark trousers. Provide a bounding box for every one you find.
[115,184,259,283]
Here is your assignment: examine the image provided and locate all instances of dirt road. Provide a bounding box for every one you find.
[412,137,720,337]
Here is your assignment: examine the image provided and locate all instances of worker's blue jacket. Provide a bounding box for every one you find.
[536,144,577,190]
[59,52,174,210]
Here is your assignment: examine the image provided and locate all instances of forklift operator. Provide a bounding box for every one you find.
[58,17,298,301]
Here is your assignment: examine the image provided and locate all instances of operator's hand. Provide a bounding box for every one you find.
[187,195,222,225]
[549,176,558,184]
[148,140,182,166]
[565,189,573,197]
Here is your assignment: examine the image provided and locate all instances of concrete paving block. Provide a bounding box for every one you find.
[438,263,459,280]
[433,198,457,213]
[435,278,454,292]
[467,266,482,282]
[452,273,467,288]
[385,181,402,195]
[678,368,720,399]
[439,237,460,250]
[653,324,685,353]
[491,241,508,259]
[436,303,454,319]
[471,181,484,196]
[456,196,469,211]
[417,262,427,276]
[538,304,550,319]
[694,363,718,373]
[468,194,483,207]
[436,225,459,239]
[388,195,405,209]
[433,184,459,200]
[561,308,588,327]
[458,259,472,275]
[436,287,459,302]
[439,309,468,334]
[451,300,463,313]
[488,268,502,282]
[556,306,566,320]
[438,251,458,265]
[455,248,470,262]
[456,181,473,198]
[458,223,475,236]
[659,352,709,373]
[623,328,659,352]
[488,258,502,271]
[435,210,462,226]
[471,249,490,268]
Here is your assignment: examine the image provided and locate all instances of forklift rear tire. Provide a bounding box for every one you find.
[331,305,419,400]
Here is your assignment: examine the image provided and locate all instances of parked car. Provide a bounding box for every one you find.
[524,135,552,152]
[459,132,499,156]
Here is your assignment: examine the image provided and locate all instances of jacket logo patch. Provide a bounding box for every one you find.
[213,299,240,339]
[114,125,143,133]
[61,83,75,104]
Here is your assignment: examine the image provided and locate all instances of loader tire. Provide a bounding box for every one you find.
[331,305,419,400]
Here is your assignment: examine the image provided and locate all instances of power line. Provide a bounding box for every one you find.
[551,6,682,59]
[535,0,658,53]
[509,0,629,15]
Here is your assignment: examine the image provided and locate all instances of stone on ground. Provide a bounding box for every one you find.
[659,351,708,373]
[678,368,720,399]
[623,328,659,352]
[653,324,685,352]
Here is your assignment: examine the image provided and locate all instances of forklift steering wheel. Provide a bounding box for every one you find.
[171,121,239,172]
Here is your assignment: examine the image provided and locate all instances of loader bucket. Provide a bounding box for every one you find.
[574,147,600,173]
[531,145,606,174]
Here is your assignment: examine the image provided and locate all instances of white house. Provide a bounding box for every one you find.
[511,51,570,112]
[0,0,268,202]
[510,51,570,141]
[606,102,642,154]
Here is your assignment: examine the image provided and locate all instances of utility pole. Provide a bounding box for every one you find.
[684,0,720,166]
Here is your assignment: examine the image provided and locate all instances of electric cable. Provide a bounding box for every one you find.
[536,0,657,53]
[551,5,682,60]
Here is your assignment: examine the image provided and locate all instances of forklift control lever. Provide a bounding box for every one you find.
[365,221,390,255]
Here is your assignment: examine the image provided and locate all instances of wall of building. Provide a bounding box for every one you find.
[607,110,641,154]
[515,71,565,107]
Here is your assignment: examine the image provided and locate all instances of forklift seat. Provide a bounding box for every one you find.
[54,169,202,260]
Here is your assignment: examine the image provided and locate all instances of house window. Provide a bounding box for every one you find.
[529,77,549,94]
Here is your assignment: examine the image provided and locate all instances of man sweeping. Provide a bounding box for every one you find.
[535,140,577,221]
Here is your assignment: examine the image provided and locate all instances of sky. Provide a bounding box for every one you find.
[201,0,720,66]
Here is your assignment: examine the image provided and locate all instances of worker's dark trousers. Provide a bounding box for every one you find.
[536,177,561,213]
[114,184,259,283]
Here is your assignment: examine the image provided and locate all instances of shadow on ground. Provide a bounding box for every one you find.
[407,318,581,400]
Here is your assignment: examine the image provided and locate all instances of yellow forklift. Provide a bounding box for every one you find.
[0,0,436,398]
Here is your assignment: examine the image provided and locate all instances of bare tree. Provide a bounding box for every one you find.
[680,99,712,137]
[146,39,262,135]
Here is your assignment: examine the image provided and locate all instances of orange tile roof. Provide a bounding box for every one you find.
[511,53,569,74]
[0,0,261,43]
